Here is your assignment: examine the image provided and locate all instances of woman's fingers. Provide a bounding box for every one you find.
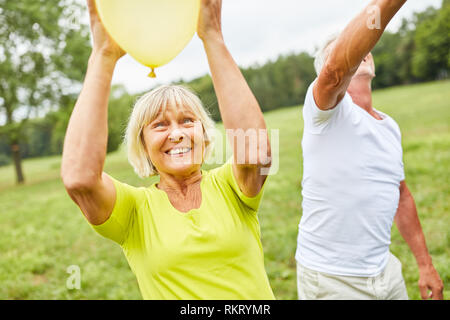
[198,0,223,41]
[86,0,97,16]
[86,0,101,34]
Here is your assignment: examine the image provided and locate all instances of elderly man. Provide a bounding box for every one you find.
[295,0,444,300]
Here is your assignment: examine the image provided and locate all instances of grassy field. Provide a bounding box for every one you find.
[0,80,448,300]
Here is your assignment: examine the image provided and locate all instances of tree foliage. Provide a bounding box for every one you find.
[412,0,450,80]
[372,1,450,88]
[0,0,91,182]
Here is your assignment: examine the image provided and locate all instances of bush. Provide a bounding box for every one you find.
[0,153,11,167]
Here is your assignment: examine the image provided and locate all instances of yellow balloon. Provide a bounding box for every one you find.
[95,0,200,77]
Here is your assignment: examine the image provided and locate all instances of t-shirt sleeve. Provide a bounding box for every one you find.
[399,159,405,182]
[212,158,267,212]
[396,123,406,182]
[303,79,352,134]
[91,176,140,246]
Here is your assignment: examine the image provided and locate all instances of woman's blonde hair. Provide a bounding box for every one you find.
[125,85,215,178]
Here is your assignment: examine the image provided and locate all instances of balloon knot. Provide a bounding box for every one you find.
[148,68,156,78]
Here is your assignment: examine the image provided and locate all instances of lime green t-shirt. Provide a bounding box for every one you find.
[91,162,275,300]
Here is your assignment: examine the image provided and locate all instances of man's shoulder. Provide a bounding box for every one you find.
[376,109,402,130]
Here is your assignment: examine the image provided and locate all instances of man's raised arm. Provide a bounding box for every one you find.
[314,0,407,110]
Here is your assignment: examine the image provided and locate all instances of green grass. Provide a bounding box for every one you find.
[0,80,448,300]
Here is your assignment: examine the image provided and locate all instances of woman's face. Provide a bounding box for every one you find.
[141,105,206,177]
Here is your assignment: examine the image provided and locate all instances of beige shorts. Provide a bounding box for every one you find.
[297,253,409,300]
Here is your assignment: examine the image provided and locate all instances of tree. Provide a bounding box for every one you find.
[0,0,90,183]
[412,1,450,80]
[372,2,449,88]
[106,85,136,153]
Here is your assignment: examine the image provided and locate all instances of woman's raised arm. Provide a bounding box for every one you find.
[198,0,271,197]
[61,0,125,225]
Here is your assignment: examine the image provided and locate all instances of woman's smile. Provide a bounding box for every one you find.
[165,146,192,157]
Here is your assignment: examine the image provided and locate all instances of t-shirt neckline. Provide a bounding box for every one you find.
[349,97,388,124]
[151,170,206,216]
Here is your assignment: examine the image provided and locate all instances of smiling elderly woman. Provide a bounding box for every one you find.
[126,85,216,179]
[61,0,274,300]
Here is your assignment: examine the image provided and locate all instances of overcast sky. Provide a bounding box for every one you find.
[107,0,442,94]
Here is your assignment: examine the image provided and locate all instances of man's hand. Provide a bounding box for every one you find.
[418,265,444,300]
[197,0,223,43]
[86,0,125,61]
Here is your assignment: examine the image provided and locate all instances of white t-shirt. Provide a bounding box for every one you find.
[295,81,405,277]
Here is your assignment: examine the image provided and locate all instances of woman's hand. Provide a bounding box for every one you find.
[86,0,125,61]
[197,0,223,43]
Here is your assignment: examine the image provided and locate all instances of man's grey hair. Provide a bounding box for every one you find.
[314,32,341,76]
